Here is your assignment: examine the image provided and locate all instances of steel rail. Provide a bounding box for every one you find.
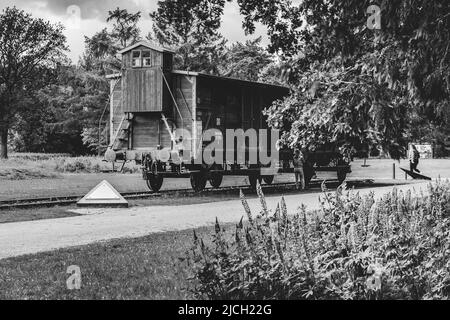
[0,179,372,210]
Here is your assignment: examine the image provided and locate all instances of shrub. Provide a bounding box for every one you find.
[53,157,140,174]
[1,154,141,179]
[9,153,71,161]
[188,180,450,300]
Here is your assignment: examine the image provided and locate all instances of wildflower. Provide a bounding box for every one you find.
[240,189,253,225]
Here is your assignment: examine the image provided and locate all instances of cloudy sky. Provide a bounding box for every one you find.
[0,0,268,63]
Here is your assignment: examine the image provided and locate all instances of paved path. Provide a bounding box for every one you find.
[0,182,430,260]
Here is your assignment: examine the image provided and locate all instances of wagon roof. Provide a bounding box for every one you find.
[105,69,290,91]
[118,41,176,54]
[171,70,289,90]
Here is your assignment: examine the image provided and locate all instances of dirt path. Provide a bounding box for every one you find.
[0,182,430,260]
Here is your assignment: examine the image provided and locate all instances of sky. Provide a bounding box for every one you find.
[0,0,268,63]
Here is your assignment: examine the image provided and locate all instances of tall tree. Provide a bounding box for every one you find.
[106,7,142,48]
[0,7,67,158]
[149,0,228,74]
[84,28,118,60]
[82,28,121,75]
[236,0,450,158]
[219,37,273,81]
[79,9,142,155]
[150,0,226,45]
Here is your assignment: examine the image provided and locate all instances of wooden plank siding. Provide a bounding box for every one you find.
[195,76,288,132]
[173,74,195,133]
[128,73,196,151]
[132,114,172,150]
[122,68,163,112]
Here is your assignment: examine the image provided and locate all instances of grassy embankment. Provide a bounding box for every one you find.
[0,153,140,180]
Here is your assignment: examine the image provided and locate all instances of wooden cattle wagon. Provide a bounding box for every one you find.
[106,41,351,192]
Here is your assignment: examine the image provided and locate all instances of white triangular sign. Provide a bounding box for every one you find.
[77,180,128,208]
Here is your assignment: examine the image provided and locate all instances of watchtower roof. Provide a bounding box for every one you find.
[118,41,175,55]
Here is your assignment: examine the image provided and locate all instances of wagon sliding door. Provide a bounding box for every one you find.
[122,68,163,112]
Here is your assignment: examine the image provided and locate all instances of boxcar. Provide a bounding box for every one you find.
[105,41,351,192]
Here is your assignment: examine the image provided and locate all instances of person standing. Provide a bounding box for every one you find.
[409,144,421,173]
[293,148,305,190]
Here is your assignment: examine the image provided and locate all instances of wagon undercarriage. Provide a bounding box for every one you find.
[141,157,351,192]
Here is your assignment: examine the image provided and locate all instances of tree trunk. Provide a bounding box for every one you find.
[0,125,8,159]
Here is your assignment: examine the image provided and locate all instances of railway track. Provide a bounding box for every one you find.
[0,179,373,210]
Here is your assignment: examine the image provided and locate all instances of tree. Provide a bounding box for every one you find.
[107,7,141,48]
[76,9,142,156]
[82,28,121,75]
[11,64,109,155]
[0,7,67,158]
[235,0,450,158]
[58,65,109,155]
[84,28,118,60]
[150,0,226,45]
[149,0,228,74]
[219,37,273,81]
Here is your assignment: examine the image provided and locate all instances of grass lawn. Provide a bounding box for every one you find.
[0,225,227,300]
[0,207,80,224]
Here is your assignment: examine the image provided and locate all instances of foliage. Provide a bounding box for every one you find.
[235,0,450,158]
[82,28,121,75]
[150,0,226,45]
[0,7,67,158]
[0,166,59,180]
[265,57,409,158]
[257,61,290,86]
[12,65,110,155]
[7,7,142,156]
[9,153,71,161]
[0,154,139,180]
[106,7,141,48]
[149,0,228,74]
[188,180,450,299]
[219,37,273,81]
[53,156,138,174]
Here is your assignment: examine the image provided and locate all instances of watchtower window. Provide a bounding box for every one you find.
[142,50,152,67]
[132,50,142,67]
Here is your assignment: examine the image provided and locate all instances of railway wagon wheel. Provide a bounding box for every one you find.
[209,165,223,188]
[146,174,164,192]
[209,173,223,188]
[190,172,207,192]
[262,175,274,185]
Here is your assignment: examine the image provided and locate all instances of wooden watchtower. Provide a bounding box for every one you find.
[107,41,176,158]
